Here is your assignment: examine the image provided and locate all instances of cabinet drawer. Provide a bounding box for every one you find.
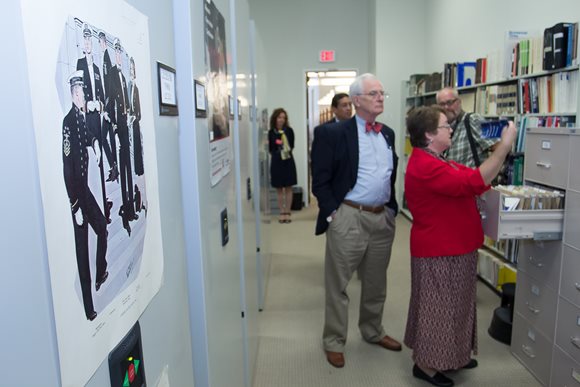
[511,312,552,385]
[517,240,562,290]
[565,191,580,250]
[569,134,580,192]
[551,346,580,387]
[481,188,564,240]
[515,271,558,338]
[555,297,580,363]
[561,245,580,308]
[524,128,571,189]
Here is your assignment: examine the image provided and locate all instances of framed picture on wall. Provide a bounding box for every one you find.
[157,62,178,116]
[194,79,207,118]
[228,95,234,119]
[237,98,242,120]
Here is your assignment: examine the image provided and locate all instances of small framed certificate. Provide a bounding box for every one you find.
[157,62,178,116]
[194,80,207,118]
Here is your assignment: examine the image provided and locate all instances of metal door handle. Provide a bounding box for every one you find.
[536,162,552,169]
[526,302,540,314]
[522,345,536,358]
[571,336,580,349]
[528,256,544,268]
[575,282,580,291]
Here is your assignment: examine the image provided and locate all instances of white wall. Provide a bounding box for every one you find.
[249,0,374,205]
[423,0,580,70]
[374,0,428,205]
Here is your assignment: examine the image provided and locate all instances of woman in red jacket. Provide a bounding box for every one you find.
[403,106,516,387]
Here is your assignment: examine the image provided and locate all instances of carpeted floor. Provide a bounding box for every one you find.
[252,202,540,387]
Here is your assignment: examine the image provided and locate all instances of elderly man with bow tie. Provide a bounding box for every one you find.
[311,73,401,368]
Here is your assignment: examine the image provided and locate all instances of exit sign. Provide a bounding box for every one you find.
[319,50,335,63]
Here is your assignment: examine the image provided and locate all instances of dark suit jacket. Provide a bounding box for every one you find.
[76,57,104,105]
[311,117,398,235]
[109,66,129,123]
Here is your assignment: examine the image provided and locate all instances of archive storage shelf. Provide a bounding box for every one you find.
[508,128,580,386]
[402,65,579,282]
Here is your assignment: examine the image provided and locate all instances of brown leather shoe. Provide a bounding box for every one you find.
[375,335,402,351]
[325,351,345,368]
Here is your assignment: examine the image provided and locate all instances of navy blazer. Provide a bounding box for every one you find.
[311,116,398,235]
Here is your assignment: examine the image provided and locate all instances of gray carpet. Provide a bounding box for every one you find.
[252,203,540,387]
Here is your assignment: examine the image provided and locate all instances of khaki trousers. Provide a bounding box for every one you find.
[322,203,396,352]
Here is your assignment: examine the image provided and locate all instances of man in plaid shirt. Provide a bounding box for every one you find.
[436,87,498,167]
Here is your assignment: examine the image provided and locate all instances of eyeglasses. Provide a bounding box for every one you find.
[359,90,388,98]
[437,124,452,130]
[437,98,458,107]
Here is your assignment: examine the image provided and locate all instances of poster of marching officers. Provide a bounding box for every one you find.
[20,1,163,386]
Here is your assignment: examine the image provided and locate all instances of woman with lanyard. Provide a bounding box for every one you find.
[268,108,297,223]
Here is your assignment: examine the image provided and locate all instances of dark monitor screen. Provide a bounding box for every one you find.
[108,322,146,387]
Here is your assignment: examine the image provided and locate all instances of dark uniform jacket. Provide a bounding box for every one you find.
[62,104,97,213]
[76,57,104,108]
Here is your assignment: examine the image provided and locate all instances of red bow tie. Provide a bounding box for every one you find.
[365,121,381,133]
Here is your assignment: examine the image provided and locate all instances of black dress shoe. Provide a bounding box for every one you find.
[96,271,109,291]
[413,364,454,387]
[87,311,97,321]
[443,358,478,372]
[462,359,478,369]
[124,221,131,236]
[107,165,119,182]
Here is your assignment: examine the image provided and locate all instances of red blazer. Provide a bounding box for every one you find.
[405,148,490,258]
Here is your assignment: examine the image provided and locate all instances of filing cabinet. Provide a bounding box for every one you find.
[509,129,580,386]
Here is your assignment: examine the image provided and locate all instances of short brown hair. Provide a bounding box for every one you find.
[270,108,289,129]
[406,105,446,148]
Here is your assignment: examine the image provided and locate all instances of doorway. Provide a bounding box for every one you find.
[305,70,357,201]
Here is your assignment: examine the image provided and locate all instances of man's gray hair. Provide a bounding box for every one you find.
[349,73,378,96]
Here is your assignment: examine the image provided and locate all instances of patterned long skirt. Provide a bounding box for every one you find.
[403,251,478,370]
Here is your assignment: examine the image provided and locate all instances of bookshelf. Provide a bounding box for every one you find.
[403,66,578,291]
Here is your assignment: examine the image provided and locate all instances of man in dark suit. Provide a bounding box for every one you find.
[77,24,112,223]
[328,92,352,123]
[62,70,109,321]
[98,29,119,183]
[110,38,136,236]
[311,73,400,368]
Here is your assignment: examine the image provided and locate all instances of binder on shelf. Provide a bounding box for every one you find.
[543,22,573,70]
[457,62,477,87]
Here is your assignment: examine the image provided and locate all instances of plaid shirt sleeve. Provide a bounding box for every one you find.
[445,113,498,168]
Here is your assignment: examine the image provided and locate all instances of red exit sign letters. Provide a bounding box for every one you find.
[319,50,335,63]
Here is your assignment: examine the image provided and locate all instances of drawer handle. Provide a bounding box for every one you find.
[575,283,580,291]
[528,256,544,268]
[536,162,551,169]
[572,336,580,349]
[526,302,540,314]
[521,345,536,358]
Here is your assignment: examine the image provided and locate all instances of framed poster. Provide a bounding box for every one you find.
[194,79,207,118]
[20,3,165,386]
[157,62,178,116]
